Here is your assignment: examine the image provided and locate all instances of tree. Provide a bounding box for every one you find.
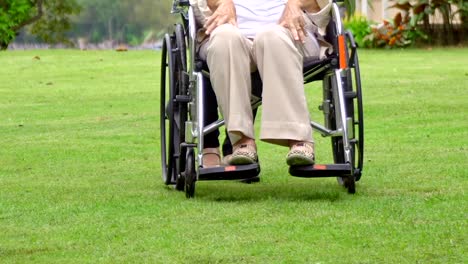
[0,0,80,50]
[73,0,176,45]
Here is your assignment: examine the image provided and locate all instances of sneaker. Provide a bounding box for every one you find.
[286,142,315,166]
[202,148,221,168]
[229,144,258,165]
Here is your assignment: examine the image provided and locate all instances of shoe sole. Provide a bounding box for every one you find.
[286,154,314,166]
[229,155,257,165]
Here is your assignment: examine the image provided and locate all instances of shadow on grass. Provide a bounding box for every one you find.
[184,178,355,202]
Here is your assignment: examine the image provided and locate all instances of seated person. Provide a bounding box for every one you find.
[201,76,231,167]
[192,0,332,167]
[201,73,261,168]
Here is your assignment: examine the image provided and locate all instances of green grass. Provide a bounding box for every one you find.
[0,48,467,263]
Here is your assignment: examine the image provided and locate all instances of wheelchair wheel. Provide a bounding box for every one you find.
[351,51,364,182]
[160,33,176,185]
[160,24,188,188]
[325,60,363,194]
[339,50,364,183]
[184,148,196,198]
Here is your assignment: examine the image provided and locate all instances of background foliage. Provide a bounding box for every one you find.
[344,15,373,47]
[2,0,176,48]
[0,0,80,49]
[2,0,467,49]
[71,0,176,45]
[0,0,34,49]
[388,0,468,46]
[345,0,467,48]
[30,0,81,45]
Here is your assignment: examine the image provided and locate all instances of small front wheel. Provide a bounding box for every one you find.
[185,148,196,198]
[175,173,185,191]
[337,175,355,194]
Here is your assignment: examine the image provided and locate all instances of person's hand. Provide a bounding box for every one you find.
[204,0,237,35]
[279,0,307,43]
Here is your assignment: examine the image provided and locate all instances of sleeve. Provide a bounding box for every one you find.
[303,0,334,59]
[190,0,213,26]
[306,0,332,36]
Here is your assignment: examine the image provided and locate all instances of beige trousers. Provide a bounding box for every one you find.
[202,24,319,147]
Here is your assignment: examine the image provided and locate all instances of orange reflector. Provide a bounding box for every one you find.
[338,35,347,69]
[314,164,327,170]
[225,166,236,172]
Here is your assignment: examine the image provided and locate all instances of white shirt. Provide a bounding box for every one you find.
[234,0,286,38]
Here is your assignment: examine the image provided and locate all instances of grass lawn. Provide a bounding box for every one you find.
[0,48,467,263]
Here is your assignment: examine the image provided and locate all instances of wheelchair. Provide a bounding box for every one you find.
[160,0,364,198]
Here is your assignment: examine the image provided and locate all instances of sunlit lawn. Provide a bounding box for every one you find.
[0,48,466,263]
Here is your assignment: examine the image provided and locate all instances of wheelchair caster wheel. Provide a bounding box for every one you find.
[346,177,356,194]
[175,174,185,191]
[185,149,196,198]
[337,176,356,194]
[354,169,362,182]
[185,178,195,198]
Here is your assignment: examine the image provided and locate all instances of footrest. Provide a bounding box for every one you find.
[198,163,261,181]
[289,163,352,178]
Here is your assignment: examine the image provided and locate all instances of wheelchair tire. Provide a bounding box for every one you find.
[184,148,196,198]
[352,51,364,182]
[173,23,189,189]
[160,25,189,187]
[160,33,176,185]
[340,51,364,182]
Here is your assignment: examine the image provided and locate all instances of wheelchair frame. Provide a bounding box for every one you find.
[160,0,364,197]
